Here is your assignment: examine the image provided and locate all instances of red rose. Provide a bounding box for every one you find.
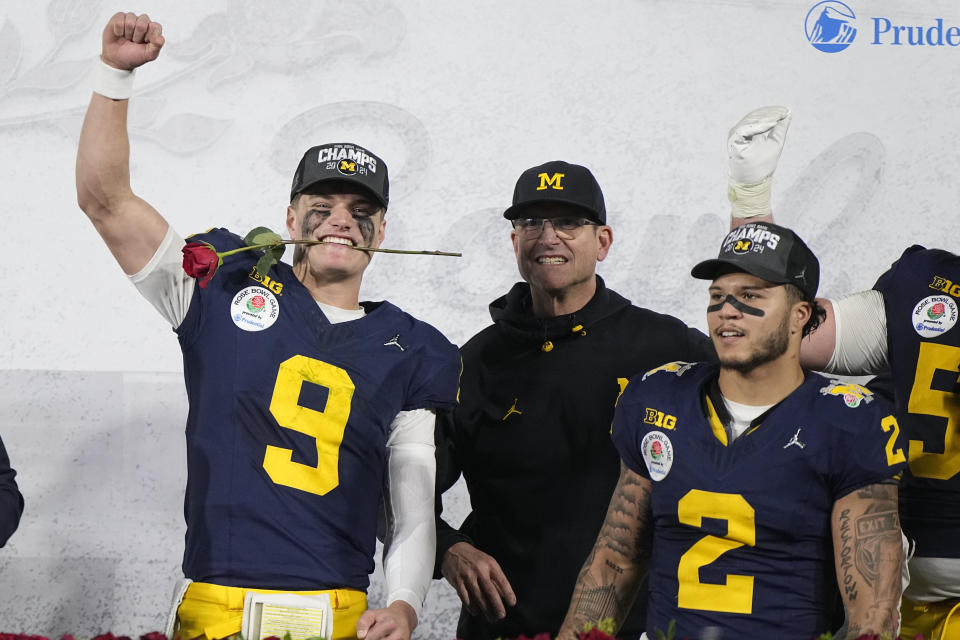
[182,242,221,289]
[577,628,617,640]
[139,633,167,640]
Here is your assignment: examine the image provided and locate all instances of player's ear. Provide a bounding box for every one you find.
[286,203,298,239]
[596,225,613,262]
[791,300,813,335]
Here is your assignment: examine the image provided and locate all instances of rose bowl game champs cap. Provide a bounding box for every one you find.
[290,142,389,209]
[691,221,820,300]
[502,160,606,224]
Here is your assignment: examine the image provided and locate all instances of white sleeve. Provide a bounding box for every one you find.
[381,408,436,621]
[825,290,890,375]
[128,225,196,329]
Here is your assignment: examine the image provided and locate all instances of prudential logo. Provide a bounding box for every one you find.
[805,4,960,53]
[805,1,857,52]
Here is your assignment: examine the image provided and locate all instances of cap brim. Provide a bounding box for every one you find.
[690,258,726,280]
[294,176,388,209]
[503,199,603,223]
[690,258,788,286]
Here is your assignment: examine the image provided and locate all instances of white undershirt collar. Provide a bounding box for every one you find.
[721,396,775,442]
[317,301,365,324]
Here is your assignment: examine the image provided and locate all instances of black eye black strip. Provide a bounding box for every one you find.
[707,294,765,317]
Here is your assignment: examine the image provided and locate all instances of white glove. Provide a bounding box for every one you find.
[727,106,792,219]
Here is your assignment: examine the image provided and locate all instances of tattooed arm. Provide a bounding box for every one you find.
[557,462,653,640]
[831,482,903,639]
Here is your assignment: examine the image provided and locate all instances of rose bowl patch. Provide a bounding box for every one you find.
[231,286,280,331]
[641,431,674,481]
[912,295,958,338]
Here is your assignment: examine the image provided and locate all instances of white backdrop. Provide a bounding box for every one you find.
[1,0,958,636]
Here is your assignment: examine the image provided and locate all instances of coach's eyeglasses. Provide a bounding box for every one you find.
[511,216,598,240]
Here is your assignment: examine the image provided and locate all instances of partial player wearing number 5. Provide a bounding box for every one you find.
[725,105,960,640]
[75,11,459,640]
[557,222,906,640]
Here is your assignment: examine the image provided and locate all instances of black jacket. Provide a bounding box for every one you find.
[436,277,714,640]
[0,433,23,547]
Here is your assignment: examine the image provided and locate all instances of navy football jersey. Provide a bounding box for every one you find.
[874,245,960,559]
[612,363,904,640]
[176,229,460,590]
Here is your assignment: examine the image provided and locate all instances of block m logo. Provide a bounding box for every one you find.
[536,172,564,191]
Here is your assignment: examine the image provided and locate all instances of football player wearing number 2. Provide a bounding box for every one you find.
[75,12,459,640]
[727,106,960,640]
[558,222,906,640]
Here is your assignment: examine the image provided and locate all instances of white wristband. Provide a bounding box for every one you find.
[728,176,773,219]
[93,57,136,100]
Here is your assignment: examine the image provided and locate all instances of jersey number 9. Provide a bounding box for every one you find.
[263,355,355,495]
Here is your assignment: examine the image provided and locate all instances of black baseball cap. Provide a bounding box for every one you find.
[502,160,606,224]
[691,221,820,300]
[290,143,389,208]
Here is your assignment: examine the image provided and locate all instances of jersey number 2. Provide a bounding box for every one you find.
[263,355,355,495]
[677,489,756,614]
[907,343,960,480]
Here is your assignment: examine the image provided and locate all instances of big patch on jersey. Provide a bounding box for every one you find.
[231,286,280,332]
[641,431,675,481]
[819,379,874,408]
[642,361,694,382]
[911,294,958,338]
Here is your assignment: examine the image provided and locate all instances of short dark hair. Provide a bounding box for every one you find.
[784,283,826,337]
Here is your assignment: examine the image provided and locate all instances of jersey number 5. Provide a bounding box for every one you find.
[907,343,960,480]
[677,489,756,614]
[263,355,355,495]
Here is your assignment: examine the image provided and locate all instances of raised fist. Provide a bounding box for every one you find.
[728,106,792,186]
[101,12,164,71]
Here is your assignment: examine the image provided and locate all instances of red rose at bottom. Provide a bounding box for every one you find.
[578,628,617,640]
[182,242,221,289]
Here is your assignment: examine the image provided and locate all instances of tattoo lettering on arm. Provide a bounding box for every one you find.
[854,484,902,629]
[605,559,624,575]
[838,508,858,602]
[560,463,652,640]
[833,483,903,637]
[854,508,900,587]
